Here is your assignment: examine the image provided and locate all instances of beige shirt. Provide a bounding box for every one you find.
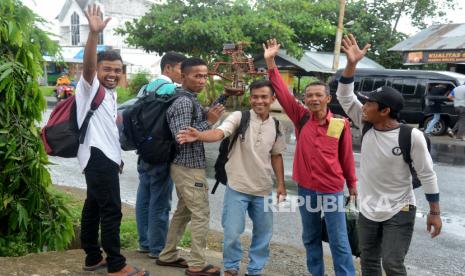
[217,110,286,196]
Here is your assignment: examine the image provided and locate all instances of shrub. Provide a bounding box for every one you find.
[128,71,150,95]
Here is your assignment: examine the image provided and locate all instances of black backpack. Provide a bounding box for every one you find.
[361,123,432,189]
[120,87,196,164]
[211,110,281,194]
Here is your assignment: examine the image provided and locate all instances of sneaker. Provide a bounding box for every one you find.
[447,129,455,138]
[136,248,149,253]
[147,253,159,259]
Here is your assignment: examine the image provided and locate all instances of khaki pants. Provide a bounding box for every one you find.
[158,164,210,267]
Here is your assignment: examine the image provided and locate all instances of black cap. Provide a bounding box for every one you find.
[358,86,405,112]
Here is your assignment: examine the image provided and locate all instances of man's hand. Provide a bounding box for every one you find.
[263,39,281,61]
[276,183,287,203]
[348,187,358,202]
[207,104,225,125]
[427,214,442,238]
[177,127,200,144]
[341,34,371,65]
[84,4,111,34]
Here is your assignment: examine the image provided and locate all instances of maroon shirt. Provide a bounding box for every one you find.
[268,67,357,193]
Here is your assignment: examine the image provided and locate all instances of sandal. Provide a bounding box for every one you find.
[108,266,150,276]
[156,257,188,268]
[185,264,221,276]
[224,269,238,276]
[82,259,107,271]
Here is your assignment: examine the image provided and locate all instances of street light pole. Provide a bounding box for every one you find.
[332,0,346,71]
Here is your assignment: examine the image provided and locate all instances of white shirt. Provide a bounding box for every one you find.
[336,81,438,222]
[75,75,121,170]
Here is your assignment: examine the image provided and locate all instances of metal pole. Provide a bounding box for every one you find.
[332,0,346,71]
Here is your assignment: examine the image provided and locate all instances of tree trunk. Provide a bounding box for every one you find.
[391,0,406,36]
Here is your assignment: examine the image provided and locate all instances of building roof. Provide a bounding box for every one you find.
[254,49,384,75]
[389,23,465,52]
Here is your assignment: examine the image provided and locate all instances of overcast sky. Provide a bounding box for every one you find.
[21,0,465,36]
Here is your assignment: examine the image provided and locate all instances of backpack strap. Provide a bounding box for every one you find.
[398,124,413,164]
[229,110,250,151]
[79,84,106,144]
[273,118,281,142]
[360,123,373,143]
[297,112,310,135]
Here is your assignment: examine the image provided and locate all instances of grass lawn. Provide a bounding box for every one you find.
[51,186,191,250]
[39,86,55,97]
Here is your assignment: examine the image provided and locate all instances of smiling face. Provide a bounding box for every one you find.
[362,100,390,123]
[249,86,275,117]
[97,60,123,89]
[303,84,331,113]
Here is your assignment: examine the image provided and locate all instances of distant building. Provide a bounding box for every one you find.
[389,23,465,74]
[45,0,161,86]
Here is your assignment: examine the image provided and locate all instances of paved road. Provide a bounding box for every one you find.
[42,108,465,275]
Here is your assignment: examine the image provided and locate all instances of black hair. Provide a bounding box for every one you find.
[97,50,123,64]
[160,52,187,71]
[377,102,400,120]
[249,79,275,95]
[304,81,330,95]
[181,58,207,74]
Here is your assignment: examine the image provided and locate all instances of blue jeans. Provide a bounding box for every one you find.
[298,186,355,276]
[222,186,273,275]
[425,113,440,134]
[135,161,173,256]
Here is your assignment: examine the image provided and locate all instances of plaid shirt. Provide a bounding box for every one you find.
[166,89,227,168]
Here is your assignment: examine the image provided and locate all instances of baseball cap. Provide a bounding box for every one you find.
[358,86,405,112]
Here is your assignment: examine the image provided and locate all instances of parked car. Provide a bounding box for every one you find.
[328,69,465,135]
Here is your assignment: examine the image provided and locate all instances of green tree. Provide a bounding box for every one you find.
[0,0,74,255]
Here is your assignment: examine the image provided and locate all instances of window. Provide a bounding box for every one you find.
[361,78,374,92]
[402,79,417,95]
[71,12,80,46]
[373,79,385,89]
[391,79,403,92]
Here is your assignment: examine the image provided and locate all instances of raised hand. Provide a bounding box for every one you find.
[341,34,371,65]
[207,104,225,125]
[84,4,111,34]
[177,127,200,144]
[263,38,281,61]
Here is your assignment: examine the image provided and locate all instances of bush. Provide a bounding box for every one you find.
[0,0,74,256]
[116,86,133,103]
[128,71,150,95]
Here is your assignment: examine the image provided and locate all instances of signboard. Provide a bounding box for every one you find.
[403,50,465,64]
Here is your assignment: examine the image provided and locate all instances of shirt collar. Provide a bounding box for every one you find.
[250,109,271,123]
[158,74,173,83]
[310,109,334,125]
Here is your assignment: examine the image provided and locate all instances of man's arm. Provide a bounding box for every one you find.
[263,39,307,125]
[83,4,111,84]
[410,129,442,238]
[177,111,241,144]
[336,34,371,129]
[271,154,286,202]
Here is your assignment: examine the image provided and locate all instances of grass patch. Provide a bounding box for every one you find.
[50,186,192,250]
[39,86,55,97]
[116,86,134,104]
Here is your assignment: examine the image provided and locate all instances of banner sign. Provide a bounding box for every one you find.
[403,50,465,64]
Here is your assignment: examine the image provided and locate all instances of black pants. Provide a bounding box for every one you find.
[358,206,416,276]
[81,147,126,272]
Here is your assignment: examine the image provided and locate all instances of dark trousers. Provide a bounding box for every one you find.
[455,106,465,138]
[358,206,416,276]
[81,147,126,272]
